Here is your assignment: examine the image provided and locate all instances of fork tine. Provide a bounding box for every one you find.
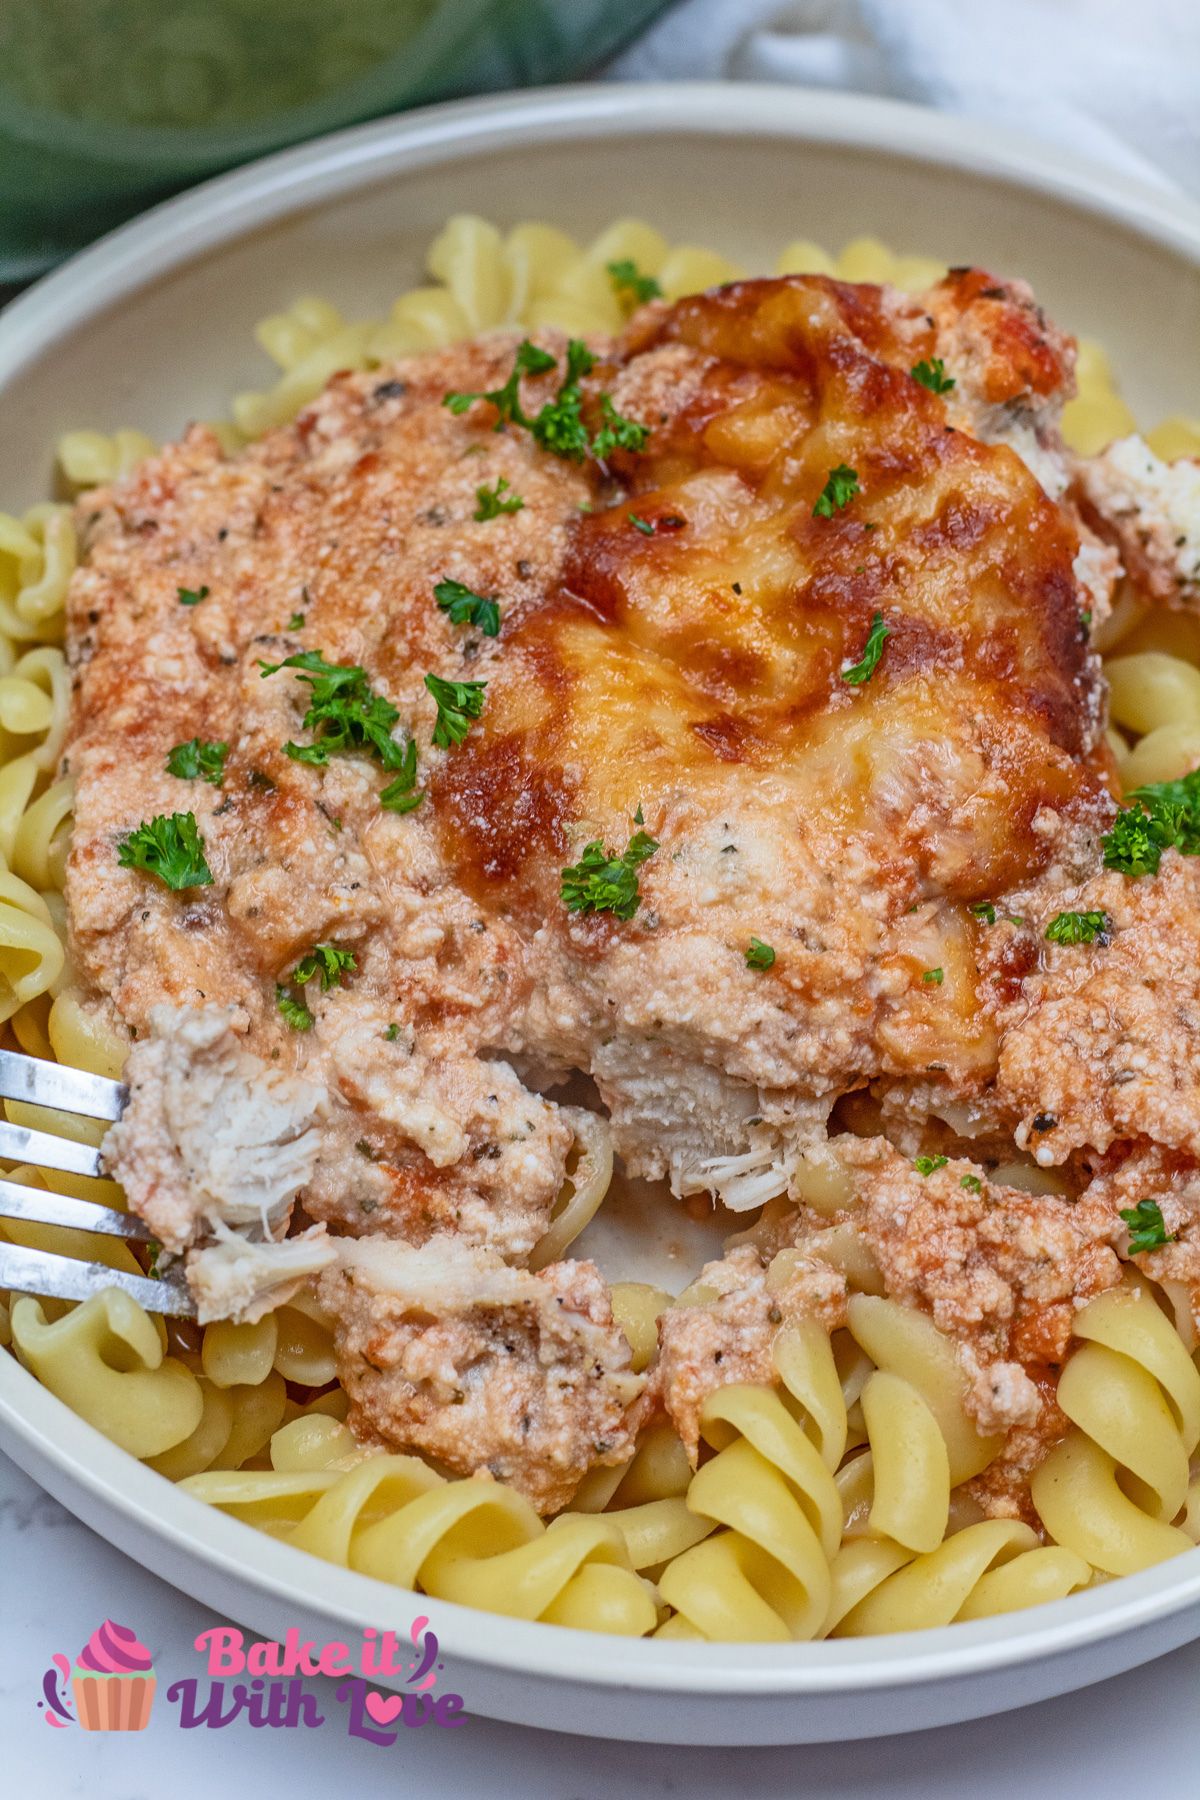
[0,1177,154,1242]
[0,1240,196,1317]
[0,1048,126,1122]
[0,1119,104,1178]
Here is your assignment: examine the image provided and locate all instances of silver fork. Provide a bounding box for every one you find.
[0,1048,196,1318]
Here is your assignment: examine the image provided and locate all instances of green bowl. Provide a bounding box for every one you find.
[0,0,668,278]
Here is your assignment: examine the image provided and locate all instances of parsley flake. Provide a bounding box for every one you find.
[275,985,312,1031]
[745,937,776,970]
[842,611,890,686]
[1045,909,1111,946]
[1102,769,1200,877]
[923,967,944,985]
[561,818,659,921]
[379,737,422,813]
[177,585,209,606]
[166,738,228,787]
[592,393,650,460]
[425,673,487,748]
[607,259,663,305]
[474,477,524,521]
[259,649,407,771]
[960,1174,983,1193]
[447,339,648,466]
[117,812,213,890]
[288,611,306,630]
[970,901,997,925]
[444,339,556,428]
[914,1154,948,1176]
[628,513,655,536]
[562,338,596,387]
[384,1023,401,1041]
[813,464,860,518]
[434,578,500,637]
[1119,1198,1176,1254]
[911,357,956,395]
[290,943,356,990]
[528,341,596,461]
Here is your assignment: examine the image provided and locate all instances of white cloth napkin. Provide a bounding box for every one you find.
[608,0,1200,196]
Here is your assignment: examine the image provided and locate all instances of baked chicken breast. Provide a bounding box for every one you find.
[70,270,1200,1512]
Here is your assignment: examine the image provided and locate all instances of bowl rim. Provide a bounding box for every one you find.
[6,1342,1200,1694]
[2,78,1199,390]
[3,77,1200,1699]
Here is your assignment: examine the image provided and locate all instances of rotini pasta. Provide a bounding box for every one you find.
[1,210,1198,1647]
[1031,1283,1200,1576]
[184,1441,659,1637]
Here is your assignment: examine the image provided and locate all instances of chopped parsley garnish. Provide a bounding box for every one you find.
[384,1023,401,1041]
[117,812,212,890]
[290,943,356,990]
[177,585,209,606]
[1119,1198,1176,1254]
[971,901,997,925]
[434,578,501,637]
[842,611,890,685]
[531,387,589,460]
[562,337,596,388]
[474,477,524,521]
[592,394,650,460]
[914,1154,948,1176]
[911,357,956,394]
[607,259,663,305]
[425,673,487,748]
[628,513,655,536]
[923,967,944,985]
[528,340,595,461]
[379,737,422,813]
[166,738,228,787]
[446,338,648,465]
[1045,909,1111,946]
[745,937,776,970]
[444,339,556,428]
[1102,769,1200,877]
[561,818,659,921]
[960,1174,983,1193]
[813,464,860,518]
[288,611,306,630]
[258,649,407,771]
[275,985,312,1031]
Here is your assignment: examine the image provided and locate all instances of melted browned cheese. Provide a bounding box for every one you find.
[442,273,1103,903]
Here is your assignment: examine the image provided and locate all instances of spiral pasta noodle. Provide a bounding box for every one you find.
[1030,1283,1200,1576]
[0,210,1195,1642]
[184,1434,659,1637]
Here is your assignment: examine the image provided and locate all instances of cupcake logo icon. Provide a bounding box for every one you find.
[39,1620,156,1731]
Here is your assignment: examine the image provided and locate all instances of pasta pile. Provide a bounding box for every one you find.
[6,215,1200,1641]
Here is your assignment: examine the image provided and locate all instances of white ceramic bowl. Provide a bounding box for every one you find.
[2,83,1200,1748]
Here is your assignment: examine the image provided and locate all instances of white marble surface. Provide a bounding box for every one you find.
[2,1448,1198,1797]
